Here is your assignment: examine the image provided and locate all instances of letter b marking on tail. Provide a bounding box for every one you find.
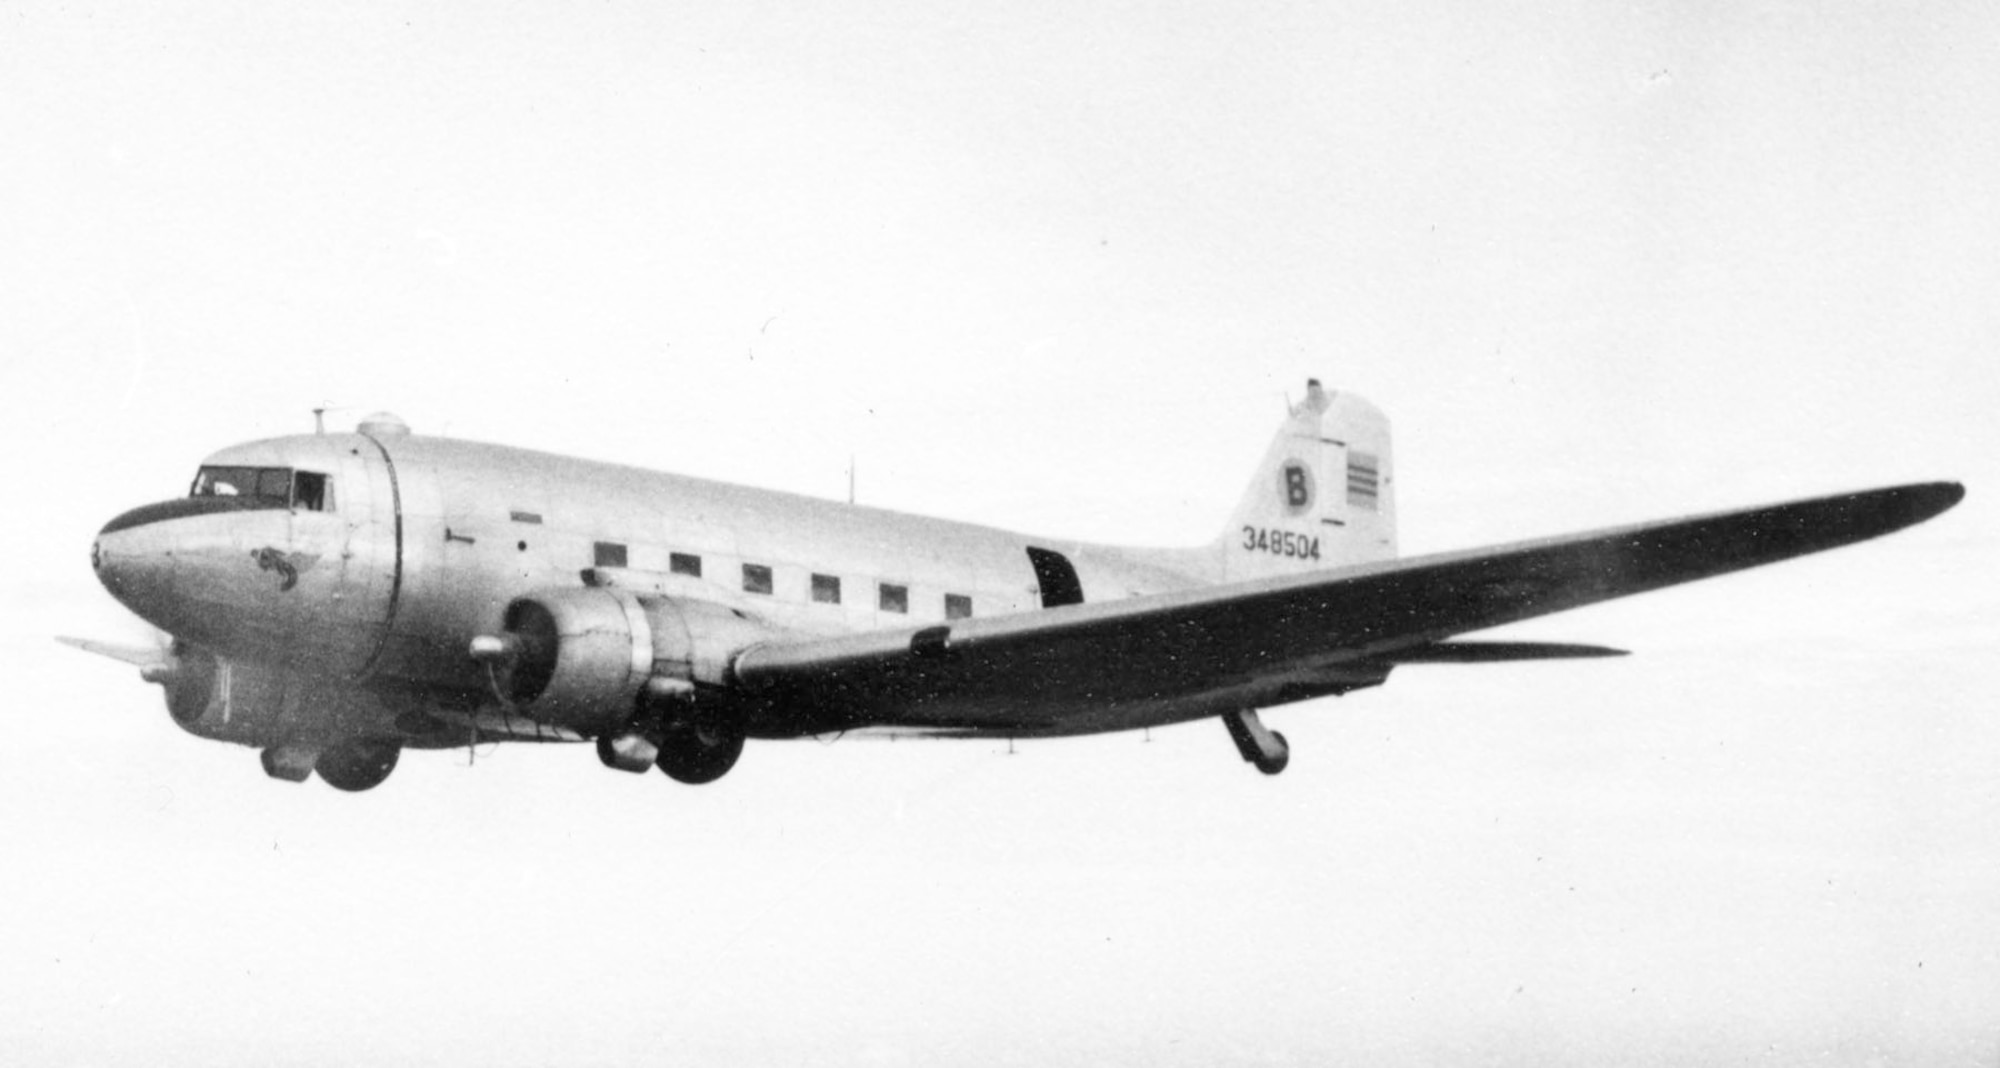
[1282,461,1314,514]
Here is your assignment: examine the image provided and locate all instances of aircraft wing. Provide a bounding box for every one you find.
[730,482,1962,734]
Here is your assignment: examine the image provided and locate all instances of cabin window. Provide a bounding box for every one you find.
[594,542,628,568]
[879,583,908,614]
[742,563,773,595]
[292,471,331,511]
[670,553,701,577]
[945,593,973,620]
[811,574,841,604]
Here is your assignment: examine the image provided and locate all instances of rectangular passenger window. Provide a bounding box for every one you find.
[293,471,331,511]
[743,563,773,595]
[670,553,701,577]
[811,574,841,604]
[945,594,973,620]
[879,583,908,614]
[594,542,628,568]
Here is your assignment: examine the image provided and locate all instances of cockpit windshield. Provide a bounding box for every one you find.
[189,466,333,511]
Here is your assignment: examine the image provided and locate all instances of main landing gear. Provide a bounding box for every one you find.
[1222,709,1289,775]
[653,707,746,784]
[315,738,402,792]
[259,738,402,791]
[595,681,748,785]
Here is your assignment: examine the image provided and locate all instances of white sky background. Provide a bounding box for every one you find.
[3,2,1998,1064]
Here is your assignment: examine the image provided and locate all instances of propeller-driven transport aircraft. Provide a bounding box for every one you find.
[68,381,1963,792]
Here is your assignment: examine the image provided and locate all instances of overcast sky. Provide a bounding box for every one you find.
[3,3,1997,1065]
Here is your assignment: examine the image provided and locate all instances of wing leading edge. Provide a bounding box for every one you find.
[732,482,1963,736]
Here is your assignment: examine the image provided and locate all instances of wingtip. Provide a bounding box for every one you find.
[1899,481,1966,525]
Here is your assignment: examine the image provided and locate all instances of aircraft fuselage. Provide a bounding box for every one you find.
[92,416,1217,754]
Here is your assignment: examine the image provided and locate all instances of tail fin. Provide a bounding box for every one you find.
[1218,380,1396,581]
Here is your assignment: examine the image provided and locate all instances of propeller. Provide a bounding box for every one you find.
[58,630,214,724]
[57,631,171,671]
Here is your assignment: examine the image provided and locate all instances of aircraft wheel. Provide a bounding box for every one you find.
[655,708,745,785]
[1254,731,1290,776]
[316,738,401,792]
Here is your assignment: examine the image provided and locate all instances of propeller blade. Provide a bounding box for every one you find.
[57,635,168,668]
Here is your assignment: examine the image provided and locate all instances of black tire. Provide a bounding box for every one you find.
[655,708,745,785]
[316,739,401,792]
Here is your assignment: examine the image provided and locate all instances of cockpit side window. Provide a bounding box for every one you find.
[189,465,331,510]
[293,471,331,511]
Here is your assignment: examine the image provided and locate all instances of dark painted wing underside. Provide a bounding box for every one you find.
[734,482,1961,734]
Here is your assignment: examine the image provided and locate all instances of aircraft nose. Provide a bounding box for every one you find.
[94,509,180,624]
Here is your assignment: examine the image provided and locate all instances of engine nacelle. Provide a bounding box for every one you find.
[496,588,776,733]
[154,648,316,748]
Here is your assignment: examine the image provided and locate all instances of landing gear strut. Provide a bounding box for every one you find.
[1221,709,1289,775]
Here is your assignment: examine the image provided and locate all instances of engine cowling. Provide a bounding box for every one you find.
[152,648,302,746]
[495,587,775,733]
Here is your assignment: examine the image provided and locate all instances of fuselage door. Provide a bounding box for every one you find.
[1025,546,1084,608]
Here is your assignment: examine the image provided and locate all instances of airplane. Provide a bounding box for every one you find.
[67,380,1963,792]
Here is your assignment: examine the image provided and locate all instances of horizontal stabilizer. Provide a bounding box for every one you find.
[1377,641,1628,663]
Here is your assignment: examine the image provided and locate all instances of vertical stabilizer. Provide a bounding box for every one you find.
[1218,380,1396,581]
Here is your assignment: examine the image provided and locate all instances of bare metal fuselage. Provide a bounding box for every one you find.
[92,423,1231,754]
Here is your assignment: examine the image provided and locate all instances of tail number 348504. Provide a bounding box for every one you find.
[1241,526,1321,560]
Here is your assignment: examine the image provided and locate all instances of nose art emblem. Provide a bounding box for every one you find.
[250,547,320,592]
